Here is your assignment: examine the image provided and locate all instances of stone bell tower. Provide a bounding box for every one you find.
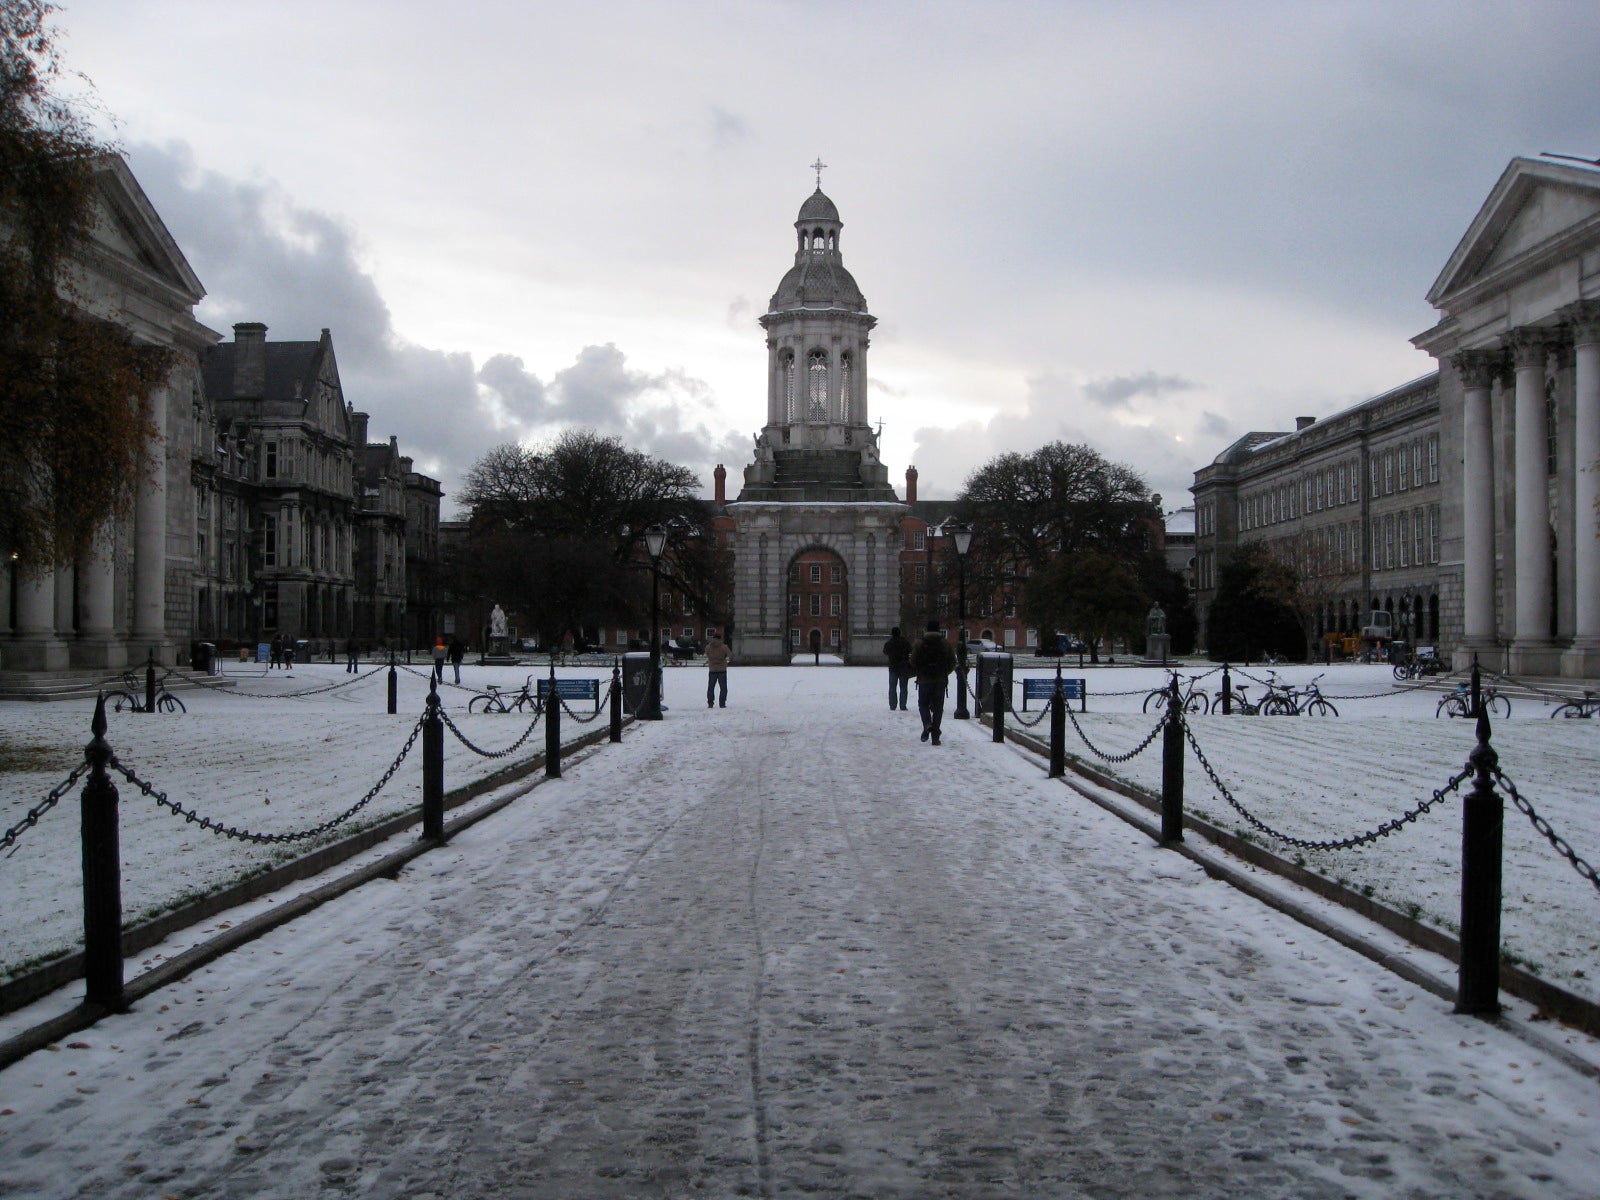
[728,171,906,664]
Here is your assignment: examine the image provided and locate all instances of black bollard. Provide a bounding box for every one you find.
[1048,670,1066,778]
[1220,664,1232,715]
[1161,674,1185,843]
[991,676,1005,743]
[1469,653,1482,719]
[144,652,156,715]
[81,696,126,1010]
[1456,662,1502,1015]
[545,670,563,779]
[422,685,444,841]
[387,650,398,715]
[954,641,970,721]
[609,663,623,743]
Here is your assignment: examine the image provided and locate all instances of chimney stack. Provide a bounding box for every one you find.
[232,322,267,398]
[714,463,726,505]
[349,410,370,448]
[1296,416,1315,431]
[905,465,918,504]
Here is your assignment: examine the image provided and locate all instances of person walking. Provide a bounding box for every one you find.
[282,635,296,672]
[447,635,466,685]
[704,630,730,708]
[909,621,956,745]
[432,636,447,685]
[345,636,360,673]
[269,632,284,670]
[882,625,912,711]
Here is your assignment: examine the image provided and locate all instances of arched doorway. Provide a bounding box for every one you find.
[787,546,848,660]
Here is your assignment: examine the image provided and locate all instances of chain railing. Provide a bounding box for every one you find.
[398,662,482,695]
[1181,719,1471,851]
[556,683,616,725]
[107,719,424,846]
[438,707,543,759]
[1493,767,1600,897]
[0,763,91,855]
[1062,704,1168,764]
[1000,692,1053,729]
[176,662,390,700]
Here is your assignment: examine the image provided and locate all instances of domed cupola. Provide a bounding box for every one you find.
[768,187,867,313]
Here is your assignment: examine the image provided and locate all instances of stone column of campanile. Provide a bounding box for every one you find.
[131,386,169,663]
[1563,303,1600,676]
[1508,329,1560,675]
[75,525,126,670]
[1455,349,1500,659]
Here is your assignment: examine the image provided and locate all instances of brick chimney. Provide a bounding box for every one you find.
[1296,416,1316,431]
[349,409,370,448]
[232,322,267,398]
[714,463,726,505]
[905,465,918,504]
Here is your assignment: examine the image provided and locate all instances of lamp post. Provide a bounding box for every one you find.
[951,522,972,720]
[642,524,667,720]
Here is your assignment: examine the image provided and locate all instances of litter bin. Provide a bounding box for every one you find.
[293,639,309,664]
[193,641,218,675]
[974,652,1014,716]
[621,652,656,714]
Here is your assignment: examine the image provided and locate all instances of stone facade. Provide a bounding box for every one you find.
[728,186,906,663]
[1413,155,1600,678]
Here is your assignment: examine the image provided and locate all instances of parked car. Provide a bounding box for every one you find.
[517,638,539,652]
[966,638,999,656]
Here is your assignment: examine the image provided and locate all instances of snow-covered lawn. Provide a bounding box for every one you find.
[0,660,619,981]
[1,659,1596,1008]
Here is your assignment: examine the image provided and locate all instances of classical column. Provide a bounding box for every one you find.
[1563,303,1600,674]
[132,386,170,661]
[1508,329,1561,674]
[1455,350,1499,653]
[74,525,126,670]
[9,564,69,670]
[53,561,75,639]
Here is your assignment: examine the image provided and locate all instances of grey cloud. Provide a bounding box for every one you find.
[1197,411,1232,439]
[1082,371,1197,408]
[710,106,749,150]
[477,354,551,422]
[726,295,754,329]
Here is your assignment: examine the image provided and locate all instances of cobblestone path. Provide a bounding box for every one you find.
[3,676,1596,1198]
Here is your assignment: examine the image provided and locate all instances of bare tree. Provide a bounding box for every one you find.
[1264,526,1362,659]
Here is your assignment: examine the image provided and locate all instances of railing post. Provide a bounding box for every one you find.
[1048,670,1065,778]
[1456,661,1502,1015]
[81,695,126,1010]
[1160,675,1185,843]
[1220,663,1232,715]
[144,651,156,715]
[609,662,623,743]
[1469,652,1481,719]
[545,662,562,778]
[387,649,398,715]
[422,684,444,841]
[991,676,1005,743]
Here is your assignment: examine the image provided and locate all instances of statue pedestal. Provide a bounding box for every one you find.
[481,635,516,666]
[1141,633,1172,667]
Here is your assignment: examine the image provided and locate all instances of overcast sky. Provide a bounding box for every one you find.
[54,0,1600,515]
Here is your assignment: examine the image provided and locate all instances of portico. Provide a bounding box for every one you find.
[1415,156,1600,679]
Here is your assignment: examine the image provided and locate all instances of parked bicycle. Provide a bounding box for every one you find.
[1549,690,1600,719]
[1277,673,1339,716]
[1142,674,1211,715]
[467,675,539,714]
[1213,684,1263,715]
[104,671,187,714]
[1392,648,1448,681]
[1436,684,1510,719]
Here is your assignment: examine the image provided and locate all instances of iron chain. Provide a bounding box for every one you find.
[439,707,543,758]
[1182,721,1469,851]
[1492,767,1600,897]
[0,762,91,855]
[1001,694,1052,729]
[1063,705,1168,764]
[109,718,423,845]
[183,663,389,700]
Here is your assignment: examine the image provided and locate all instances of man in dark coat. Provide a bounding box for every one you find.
[909,621,957,745]
[882,626,913,711]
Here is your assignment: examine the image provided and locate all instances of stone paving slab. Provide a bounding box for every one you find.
[1,683,1597,1198]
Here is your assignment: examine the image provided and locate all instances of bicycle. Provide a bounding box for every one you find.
[1212,684,1263,715]
[1142,674,1211,715]
[104,671,187,714]
[1436,685,1510,719]
[1279,673,1338,717]
[467,676,539,714]
[1549,690,1600,719]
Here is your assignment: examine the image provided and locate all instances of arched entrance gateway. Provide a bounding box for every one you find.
[788,547,848,657]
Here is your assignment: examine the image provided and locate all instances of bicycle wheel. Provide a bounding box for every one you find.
[1486,694,1511,719]
[1261,695,1292,716]
[1436,696,1463,718]
[1551,701,1589,718]
[467,694,500,714]
[104,690,141,713]
[1392,663,1412,681]
[1142,689,1168,714]
[1184,691,1210,715]
[1305,698,1338,717]
[157,693,186,714]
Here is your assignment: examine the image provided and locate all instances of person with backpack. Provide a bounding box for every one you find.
[909,621,957,745]
[882,625,912,711]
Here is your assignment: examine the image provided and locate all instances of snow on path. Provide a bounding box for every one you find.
[1,674,1598,1198]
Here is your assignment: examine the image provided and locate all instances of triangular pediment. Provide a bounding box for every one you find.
[87,156,206,305]
[1428,157,1600,308]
